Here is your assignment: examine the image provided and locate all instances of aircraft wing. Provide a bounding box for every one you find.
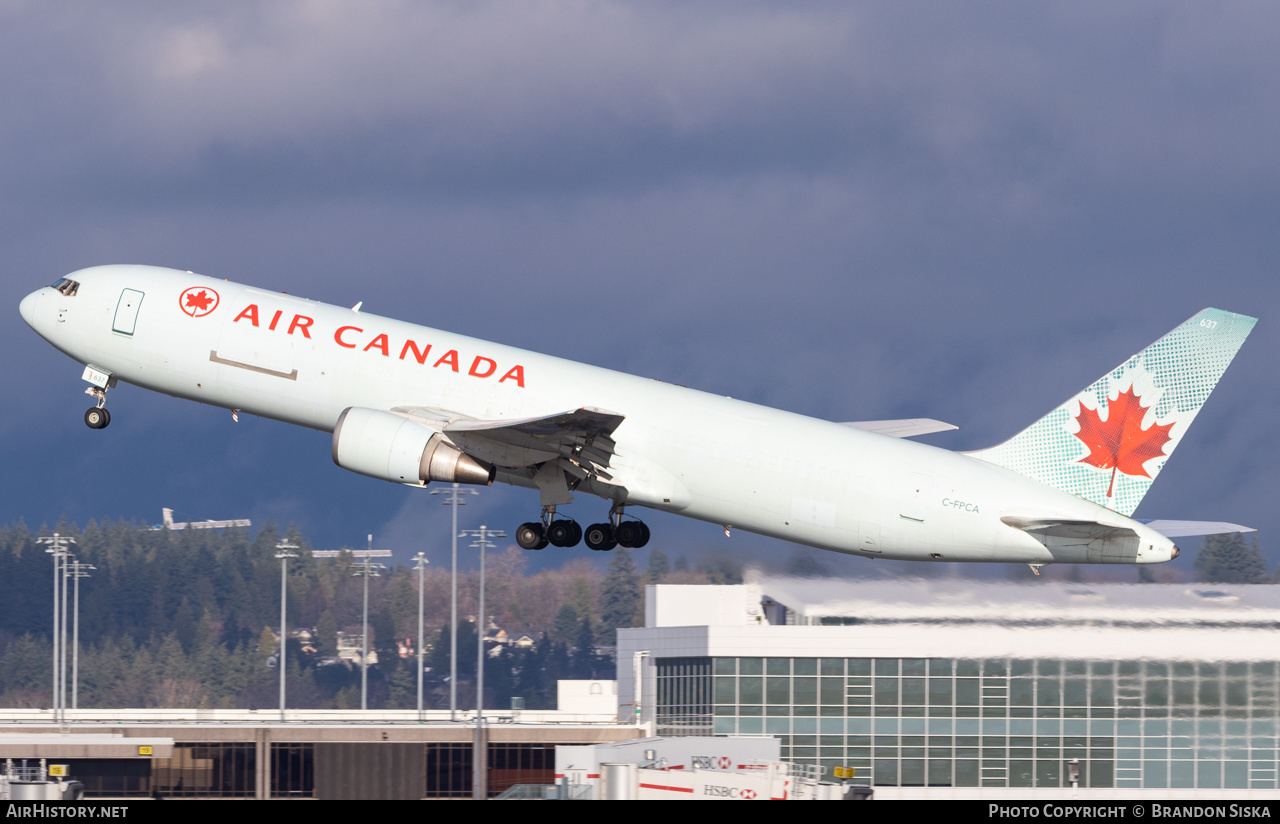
[396,406,625,479]
[840,418,958,438]
[1136,520,1256,538]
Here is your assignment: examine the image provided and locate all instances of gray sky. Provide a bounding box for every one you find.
[3,2,1276,573]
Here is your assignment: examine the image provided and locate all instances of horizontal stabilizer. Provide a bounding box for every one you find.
[1136,520,1256,538]
[840,418,958,438]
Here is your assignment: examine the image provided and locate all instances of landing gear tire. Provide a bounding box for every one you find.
[85,407,111,429]
[615,520,650,549]
[547,520,582,547]
[584,523,617,551]
[516,522,548,550]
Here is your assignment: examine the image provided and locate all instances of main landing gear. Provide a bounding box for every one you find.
[84,386,111,430]
[517,503,650,552]
[516,506,581,550]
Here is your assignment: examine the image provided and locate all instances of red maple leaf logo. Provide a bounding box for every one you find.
[178,286,219,317]
[1073,385,1174,498]
[185,290,213,312]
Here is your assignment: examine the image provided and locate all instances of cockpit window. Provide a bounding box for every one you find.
[50,278,79,297]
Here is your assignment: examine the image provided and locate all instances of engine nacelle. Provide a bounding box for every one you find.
[332,407,495,486]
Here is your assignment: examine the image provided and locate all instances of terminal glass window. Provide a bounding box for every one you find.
[651,656,1280,790]
[657,657,713,736]
[151,743,255,798]
[271,743,314,798]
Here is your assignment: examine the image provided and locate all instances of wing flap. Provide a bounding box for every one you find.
[442,407,625,474]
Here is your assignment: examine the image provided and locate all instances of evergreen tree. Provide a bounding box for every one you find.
[565,577,595,632]
[551,604,580,644]
[1195,533,1269,584]
[647,548,669,584]
[0,634,49,706]
[545,640,572,701]
[571,617,599,679]
[599,549,642,644]
[697,553,743,584]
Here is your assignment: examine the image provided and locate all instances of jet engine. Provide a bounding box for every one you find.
[332,407,495,486]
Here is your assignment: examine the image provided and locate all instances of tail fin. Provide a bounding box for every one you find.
[968,308,1256,516]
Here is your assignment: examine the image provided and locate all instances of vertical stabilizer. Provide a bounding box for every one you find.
[968,308,1256,516]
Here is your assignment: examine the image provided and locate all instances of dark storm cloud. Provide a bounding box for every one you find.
[2,2,1277,568]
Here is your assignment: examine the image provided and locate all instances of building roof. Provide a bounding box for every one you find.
[623,576,1280,667]
[750,574,1280,627]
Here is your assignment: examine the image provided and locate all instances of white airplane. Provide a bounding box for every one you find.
[20,265,1256,569]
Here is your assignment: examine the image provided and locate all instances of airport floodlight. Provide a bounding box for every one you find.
[311,548,391,558]
[275,540,299,721]
[350,535,387,711]
[67,560,94,710]
[458,524,505,801]
[431,483,478,721]
[413,552,429,720]
[37,534,75,723]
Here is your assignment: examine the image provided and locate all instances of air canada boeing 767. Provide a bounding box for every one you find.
[19,265,1256,569]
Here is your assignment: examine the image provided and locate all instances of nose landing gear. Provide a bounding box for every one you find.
[84,387,111,429]
[84,406,111,429]
[81,367,115,430]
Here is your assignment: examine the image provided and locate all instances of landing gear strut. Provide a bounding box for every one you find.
[84,386,111,430]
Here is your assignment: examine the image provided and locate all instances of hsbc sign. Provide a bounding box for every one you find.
[702,785,758,799]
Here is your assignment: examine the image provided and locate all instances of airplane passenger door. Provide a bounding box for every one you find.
[112,289,144,335]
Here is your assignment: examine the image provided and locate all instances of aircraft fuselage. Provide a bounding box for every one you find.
[20,265,1180,565]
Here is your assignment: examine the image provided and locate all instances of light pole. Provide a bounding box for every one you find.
[59,550,70,718]
[351,535,385,711]
[413,552,429,721]
[430,483,477,722]
[37,534,75,723]
[68,560,94,710]
[458,524,505,800]
[275,539,299,722]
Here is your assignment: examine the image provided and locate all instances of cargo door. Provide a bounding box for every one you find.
[112,289,144,335]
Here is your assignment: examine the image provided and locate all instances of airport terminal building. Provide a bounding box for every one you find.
[6,576,1280,799]
[617,576,1280,795]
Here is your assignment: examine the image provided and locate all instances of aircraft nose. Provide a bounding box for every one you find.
[18,289,43,329]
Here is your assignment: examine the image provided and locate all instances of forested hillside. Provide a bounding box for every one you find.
[0,520,733,710]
